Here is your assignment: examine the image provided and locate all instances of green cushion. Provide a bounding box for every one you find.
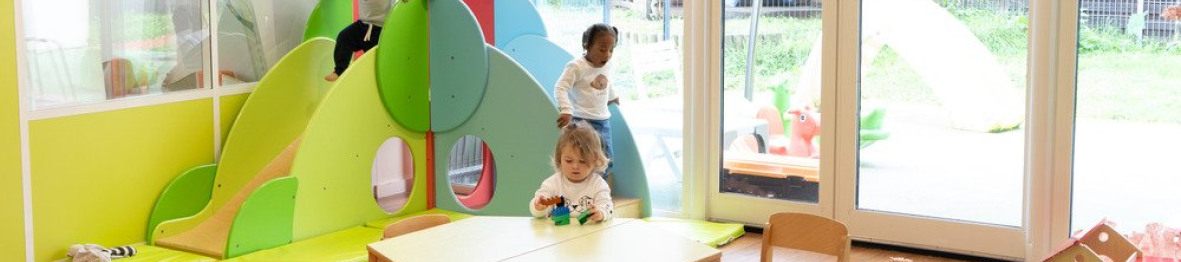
[223,227,381,262]
[54,243,216,262]
[364,209,473,229]
[642,217,746,247]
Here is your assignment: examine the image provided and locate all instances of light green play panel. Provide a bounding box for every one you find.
[289,49,430,240]
[377,0,430,133]
[643,217,745,247]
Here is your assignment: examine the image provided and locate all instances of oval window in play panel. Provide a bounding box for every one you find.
[447,135,496,210]
[371,137,414,213]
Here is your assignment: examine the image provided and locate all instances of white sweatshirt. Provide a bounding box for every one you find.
[554,57,618,121]
[529,173,614,222]
[359,0,393,26]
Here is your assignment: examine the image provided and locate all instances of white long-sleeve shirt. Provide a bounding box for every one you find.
[529,173,614,222]
[359,0,393,25]
[554,57,618,121]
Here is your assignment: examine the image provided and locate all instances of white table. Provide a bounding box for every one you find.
[367,216,720,262]
[506,221,722,262]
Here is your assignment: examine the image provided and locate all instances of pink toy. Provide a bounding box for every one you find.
[1128,222,1181,260]
[785,107,820,158]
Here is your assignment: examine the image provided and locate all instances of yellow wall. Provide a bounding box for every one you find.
[0,0,25,260]
[29,99,215,261]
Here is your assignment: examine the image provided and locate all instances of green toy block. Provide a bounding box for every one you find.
[577,211,592,225]
[551,214,571,226]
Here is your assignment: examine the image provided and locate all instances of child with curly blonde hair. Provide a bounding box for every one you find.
[529,121,613,224]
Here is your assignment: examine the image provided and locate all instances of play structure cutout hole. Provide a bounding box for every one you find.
[372,137,414,214]
[447,135,496,210]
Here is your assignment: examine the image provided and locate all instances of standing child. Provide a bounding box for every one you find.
[554,23,620,176]
[530,121,613,224]
[325,0,397,81]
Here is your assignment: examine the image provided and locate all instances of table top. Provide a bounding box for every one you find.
[506,221,722,262]
[367,216,720,262]
[367,216,633,261]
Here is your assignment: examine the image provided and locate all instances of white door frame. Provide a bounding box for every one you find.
[704,0,839,224]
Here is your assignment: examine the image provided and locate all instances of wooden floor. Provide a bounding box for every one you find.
[718,232,987,262]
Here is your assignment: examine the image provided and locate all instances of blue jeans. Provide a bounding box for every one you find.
[575,117,613,177]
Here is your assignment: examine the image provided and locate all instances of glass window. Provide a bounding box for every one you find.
[535,0,607,55]
[856,0,1028,226]
[23,0,208,109]
[614,0,686,212]
[721,0,824,203]
[535,0,688,213]
[1071,1,1181,237]
[217,0,314,84]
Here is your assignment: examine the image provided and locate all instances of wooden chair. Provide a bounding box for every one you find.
[382,214,451,239]
[761,212,850,262]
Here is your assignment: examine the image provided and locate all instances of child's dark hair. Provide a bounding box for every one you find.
[581,23,619,49]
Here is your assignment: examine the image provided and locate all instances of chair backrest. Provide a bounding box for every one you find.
[103,58,136,99]
[382,214,451,239]
[761,212,850,262]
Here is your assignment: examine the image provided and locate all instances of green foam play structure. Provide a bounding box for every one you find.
[607,105,653,217]
[149,38,333,255]
[222,227,382,262]
[225,176,298,258]
[98,244,216,262]
[302,0,354,41]
[429,0,489,133]
[377,0,431,133]
[121,1,665,259]
[643,217,745,247]
[146,164,216,241]
[289,49,430,241]
[434,47,560,216]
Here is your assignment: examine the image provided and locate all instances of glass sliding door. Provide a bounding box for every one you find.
[712,0,834,223]
[535,0,688,215]
[837,0,1028,258]
[1069,0,1181,245]
[611,0,687,214]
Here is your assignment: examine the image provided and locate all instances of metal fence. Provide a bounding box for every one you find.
[717,0,1180,40]
[944,0,1181,39]
[447,136,486,187]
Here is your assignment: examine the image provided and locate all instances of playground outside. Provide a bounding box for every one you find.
[508,0,1181,232]
[598,2,1181,234]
